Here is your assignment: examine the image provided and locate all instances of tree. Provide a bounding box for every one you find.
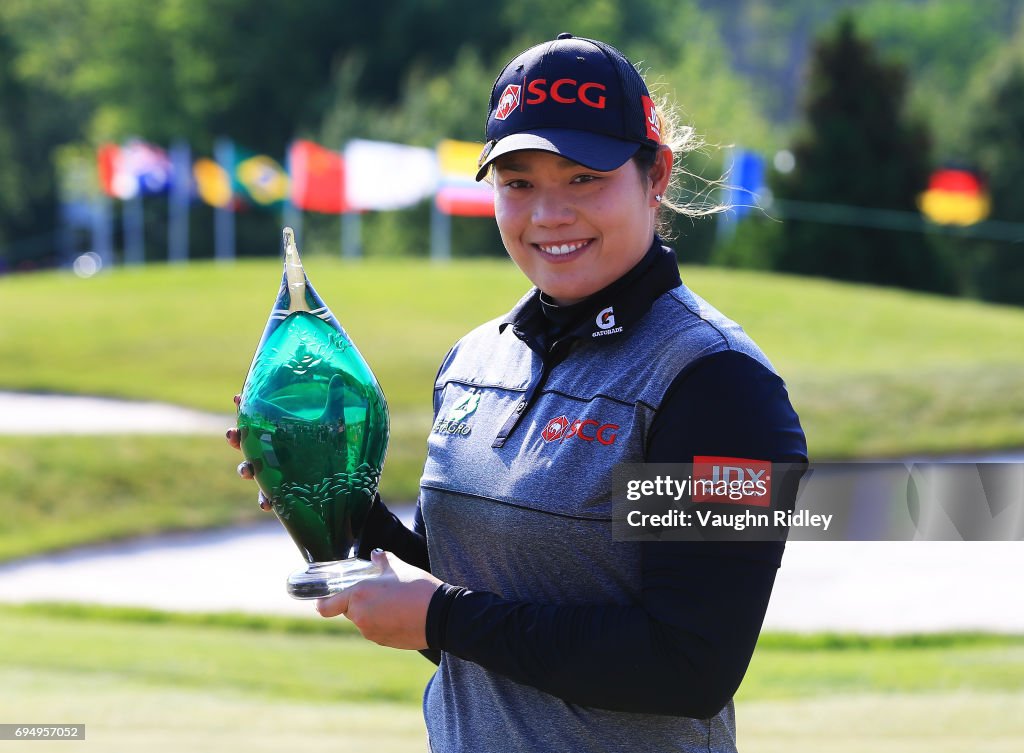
[962,21,1024,305]
[857,0,1022,160]
[0,11,89,270]
[771,14,952,293]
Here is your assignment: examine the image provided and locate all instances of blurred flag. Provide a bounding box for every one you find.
[344,138,438,211]
[193,157,233,208]
[918,167,990,226]
[97,140,173,199]
[97,143,120,197]
[120,140,173,199]
[234,149,290,206]
[435,139,494,217]
[725,149,766,218]
[288,139,346,213]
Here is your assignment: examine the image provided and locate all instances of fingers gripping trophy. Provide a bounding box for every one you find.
[237,228,389,598]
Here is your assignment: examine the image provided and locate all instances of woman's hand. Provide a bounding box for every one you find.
[226,394,272,511]
[316,549,443,650]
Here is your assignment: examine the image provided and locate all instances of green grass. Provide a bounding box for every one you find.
[0,258,522,414]
[3,258,1024,558]
[0,604,429,752]
[1,604,1022,752]
[4,257,1024,461]
[0,604,433,704]
[0,671,427,753]
[740,637,1024,699]
[3,602,1020,701]
[738,692,1024,753]
[0,434,259,561]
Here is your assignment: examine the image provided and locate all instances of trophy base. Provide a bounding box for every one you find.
[286,558,383,600]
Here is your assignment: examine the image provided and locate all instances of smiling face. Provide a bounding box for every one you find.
[492,148,672,305]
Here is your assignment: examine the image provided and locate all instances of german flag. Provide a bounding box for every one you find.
[918,167,990,226]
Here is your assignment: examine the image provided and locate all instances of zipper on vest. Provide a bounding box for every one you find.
[491,339,571,449]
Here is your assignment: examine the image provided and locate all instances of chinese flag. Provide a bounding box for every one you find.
[289,139,347,214]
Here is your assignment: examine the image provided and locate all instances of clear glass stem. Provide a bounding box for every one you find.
[286,557,383,600]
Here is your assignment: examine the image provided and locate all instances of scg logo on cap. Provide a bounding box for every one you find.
[526,78,607,109]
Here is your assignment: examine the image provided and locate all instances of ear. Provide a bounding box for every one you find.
[648,146,673,206]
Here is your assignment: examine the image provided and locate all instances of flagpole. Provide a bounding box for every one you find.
[342,211,361,259]
[286,204,303,247]
[168,140,191,264]
[92,193,113,268]
[430,199,451,261]
[283,138,303,243]
[340,140,360,259]
[214,137,236,262]
[124,192,145,265]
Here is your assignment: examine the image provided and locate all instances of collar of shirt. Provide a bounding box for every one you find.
[498,235,683,351]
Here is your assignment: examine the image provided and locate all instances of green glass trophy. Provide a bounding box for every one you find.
[237,228,389,599]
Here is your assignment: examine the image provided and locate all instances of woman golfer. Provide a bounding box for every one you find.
[232,33,806,752]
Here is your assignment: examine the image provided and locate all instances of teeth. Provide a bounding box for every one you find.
[538,241,585,255]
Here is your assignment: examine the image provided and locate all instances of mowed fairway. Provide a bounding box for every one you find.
[6,672,1021,753]
[1,606,1022,752]
[739,692,1024,753]
[1,669,427,753]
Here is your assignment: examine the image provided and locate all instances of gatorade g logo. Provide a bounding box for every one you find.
[494,84,522,121]
[542,415,619,445]
[592,306,623,338]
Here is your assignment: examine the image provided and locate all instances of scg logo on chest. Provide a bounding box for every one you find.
[541,415,619,446]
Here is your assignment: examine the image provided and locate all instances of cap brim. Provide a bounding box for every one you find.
[475,129,643,181]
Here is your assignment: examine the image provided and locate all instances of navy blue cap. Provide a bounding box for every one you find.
[476,33,662,181]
